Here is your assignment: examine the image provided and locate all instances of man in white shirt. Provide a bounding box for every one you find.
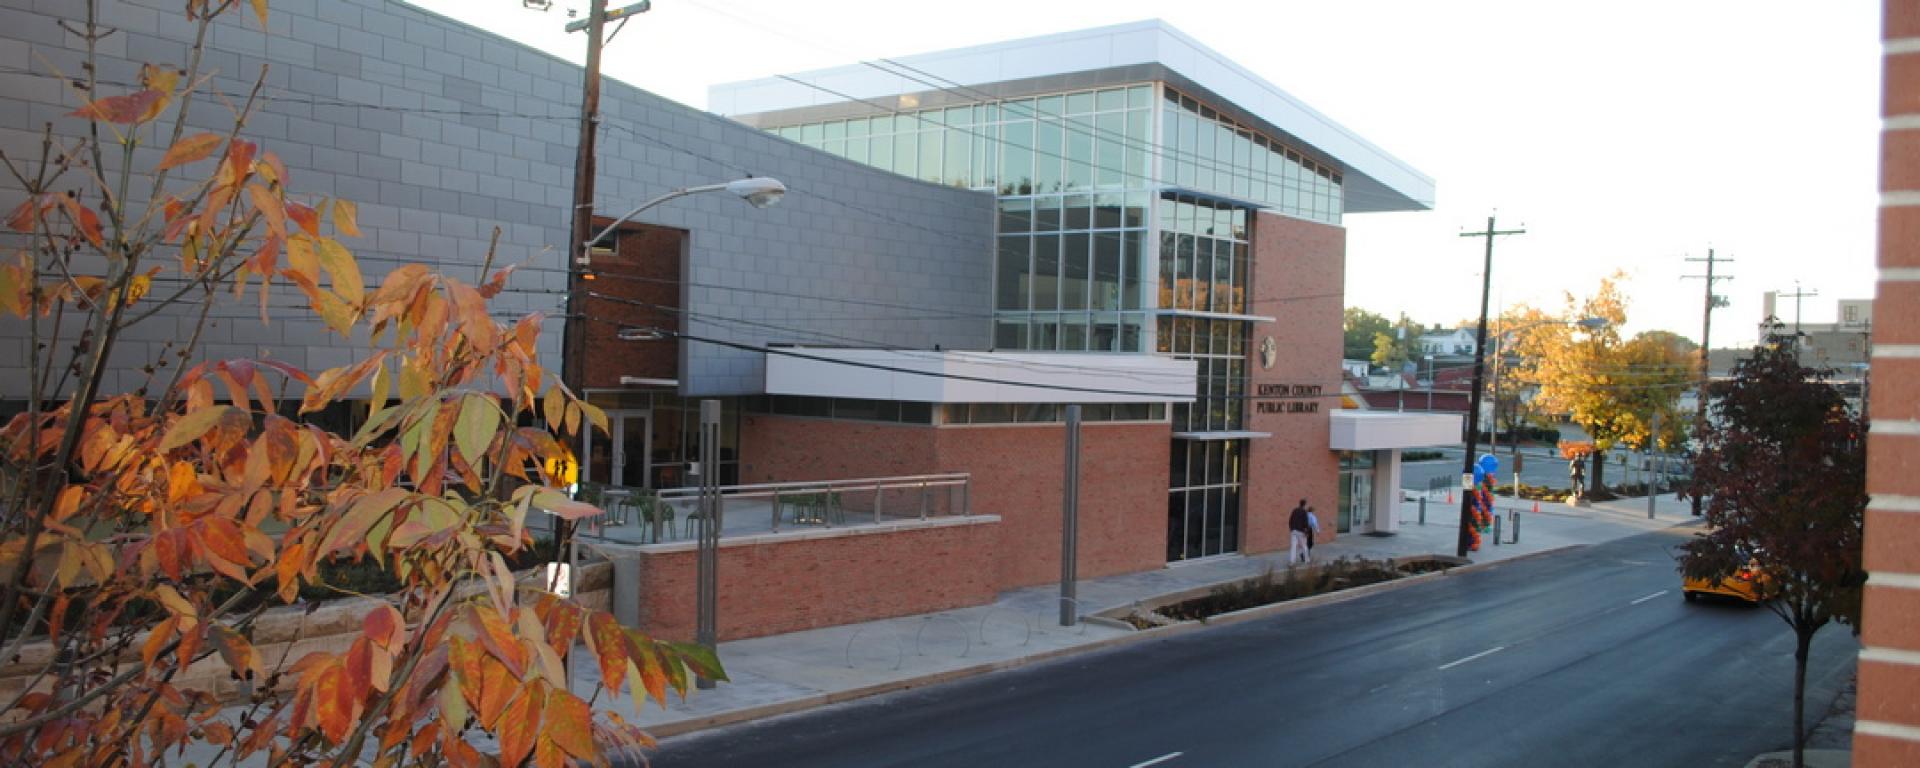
[1305,506,1321,562]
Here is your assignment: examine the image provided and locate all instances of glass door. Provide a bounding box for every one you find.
[1337,470,1354,533]
[582,410,651,492]
[1349,470,1373,533]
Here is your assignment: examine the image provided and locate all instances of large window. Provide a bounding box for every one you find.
[1156,193,1250,435]
[1167,439,1243,561]
[1160,87,1343,226]
[774,85,1159,352]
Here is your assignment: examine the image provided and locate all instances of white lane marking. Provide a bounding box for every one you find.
[1129,752,1183,768]
[1631,590,1669,605]
[1438,646,1507,671]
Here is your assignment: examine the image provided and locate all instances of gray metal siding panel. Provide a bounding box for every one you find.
[0,0,991,401]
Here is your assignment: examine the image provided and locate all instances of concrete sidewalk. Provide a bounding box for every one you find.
[586,491,1706,739]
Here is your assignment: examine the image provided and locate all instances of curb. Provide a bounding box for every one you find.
[646,544,1588,740]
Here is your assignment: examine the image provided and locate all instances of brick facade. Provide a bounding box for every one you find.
[581,221,683,389]
[631,518,1000,642]
[1243,211,1346,554]
[1859,1,1920,761]
[741,414,1170,590]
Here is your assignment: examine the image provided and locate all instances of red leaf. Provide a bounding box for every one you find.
[155,133,223,171]
[311,660,356,744]
[287,200,320,236]
[533,595,583,656]
[466,605,527,679]
[199,516,250,563]
[221,140,257,188]
[57,196,103,249]
[6,195,45,232]
[345,636,374,703]
[68,90,163,124]
[365,603,405,650]
[153,528,185,582]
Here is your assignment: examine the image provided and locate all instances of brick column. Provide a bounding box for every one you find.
[1857,2,1920,764]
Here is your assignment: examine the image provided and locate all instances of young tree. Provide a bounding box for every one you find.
[0,2,716,765]
[1681,330,1866,768]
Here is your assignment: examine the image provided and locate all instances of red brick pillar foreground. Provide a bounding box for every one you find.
[1857,2,1920,763]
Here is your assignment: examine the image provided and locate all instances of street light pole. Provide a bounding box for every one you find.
[1456,216,1525,557]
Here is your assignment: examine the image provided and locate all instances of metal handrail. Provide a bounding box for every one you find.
[654,472,969,501]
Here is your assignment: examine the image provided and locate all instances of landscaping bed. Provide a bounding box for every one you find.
[1116,555,1468,628]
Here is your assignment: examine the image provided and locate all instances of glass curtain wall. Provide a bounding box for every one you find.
[1159,87,1343,225]
[1155,194,1249,562]
[778,85,1158,352]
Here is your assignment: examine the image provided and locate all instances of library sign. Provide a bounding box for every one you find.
[1255,383,1321,415]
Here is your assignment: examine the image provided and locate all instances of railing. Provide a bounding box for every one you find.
[642,472,972,541]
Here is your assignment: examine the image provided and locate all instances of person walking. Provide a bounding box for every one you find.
[1288,499,1311,565]
[1304,505,1321,562]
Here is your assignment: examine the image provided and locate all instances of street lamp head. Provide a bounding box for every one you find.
[725,177,786,209]
[1574,317,1611,331]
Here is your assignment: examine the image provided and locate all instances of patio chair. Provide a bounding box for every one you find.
[635,493,673,542]
[823,490,846,525]
[681,499,713,540]
[786,492,824,525]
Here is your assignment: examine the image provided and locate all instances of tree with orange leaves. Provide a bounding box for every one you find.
[0,2,715,765]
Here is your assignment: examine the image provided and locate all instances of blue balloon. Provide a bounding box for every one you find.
[1477,453,1500,476]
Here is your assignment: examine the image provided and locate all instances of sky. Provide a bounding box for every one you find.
[408,0,1883,348]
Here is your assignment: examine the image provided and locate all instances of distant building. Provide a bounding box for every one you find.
[1417,328,1478,358]
[1757,293,1872,375]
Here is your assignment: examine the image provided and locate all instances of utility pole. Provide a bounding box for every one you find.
[1647,410,1660,520]
[563,0,609,391]
[1456,216,1524,557]
[1683,249,1732,517]
[1780,280,1819,347]
[550,0,609,625]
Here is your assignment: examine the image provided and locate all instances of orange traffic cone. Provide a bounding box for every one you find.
[1531,501,1540,514]
[1446,490,1454,504]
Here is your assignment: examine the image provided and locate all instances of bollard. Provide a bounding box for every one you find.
[1510,510,1521,544]
[1419,497,1427,526]
[1492,513,1502,546]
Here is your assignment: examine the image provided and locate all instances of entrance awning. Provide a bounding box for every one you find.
[1329,411,1461,451]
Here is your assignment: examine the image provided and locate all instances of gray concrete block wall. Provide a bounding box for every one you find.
[0,0,991,399]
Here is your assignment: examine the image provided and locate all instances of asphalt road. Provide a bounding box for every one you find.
[641,529,1858,768]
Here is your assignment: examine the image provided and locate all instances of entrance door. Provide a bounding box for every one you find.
[1337,470,1354,533]
[1348,470,1373,533]
[582,410,651,491]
